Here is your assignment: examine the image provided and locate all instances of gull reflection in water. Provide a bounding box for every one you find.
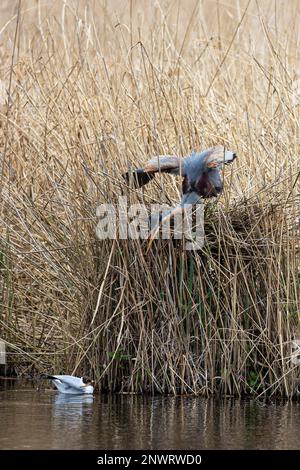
[54,393,94,406]
[50,393,95,448]
[53,393,94,421]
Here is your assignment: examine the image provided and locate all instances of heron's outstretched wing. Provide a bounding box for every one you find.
[123,155,185,188]
[143,155,184,174]
[204,147,237,168]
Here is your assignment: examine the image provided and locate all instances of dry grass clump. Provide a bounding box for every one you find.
[0,0,300,396]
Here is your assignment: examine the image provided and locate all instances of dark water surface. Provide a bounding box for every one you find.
[1,380,300,450]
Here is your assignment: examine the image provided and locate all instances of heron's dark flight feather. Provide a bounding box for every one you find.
[123,169,155,188]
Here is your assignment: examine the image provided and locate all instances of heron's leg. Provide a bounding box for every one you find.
[146,205,185,253]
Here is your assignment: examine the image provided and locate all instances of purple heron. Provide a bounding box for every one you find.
[123,146,237,249]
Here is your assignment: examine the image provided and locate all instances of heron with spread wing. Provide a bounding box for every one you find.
[123,146,237,247]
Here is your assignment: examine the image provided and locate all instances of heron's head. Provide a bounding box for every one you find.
[198,147,236,198]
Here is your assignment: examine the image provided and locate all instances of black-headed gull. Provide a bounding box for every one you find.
[44,375,94,395]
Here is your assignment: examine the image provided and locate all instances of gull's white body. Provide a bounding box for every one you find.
[49,375,94,395]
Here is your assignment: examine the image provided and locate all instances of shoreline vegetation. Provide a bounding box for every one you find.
[0,0,299,397]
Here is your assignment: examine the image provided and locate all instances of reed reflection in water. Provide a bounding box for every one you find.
[1,382,300,449]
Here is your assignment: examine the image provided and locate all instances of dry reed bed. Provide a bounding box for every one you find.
[0,0,300,396]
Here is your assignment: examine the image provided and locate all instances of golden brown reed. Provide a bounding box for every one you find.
[0,0,300,396]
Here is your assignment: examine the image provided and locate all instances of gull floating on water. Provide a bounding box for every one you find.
[44,375,94,395]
